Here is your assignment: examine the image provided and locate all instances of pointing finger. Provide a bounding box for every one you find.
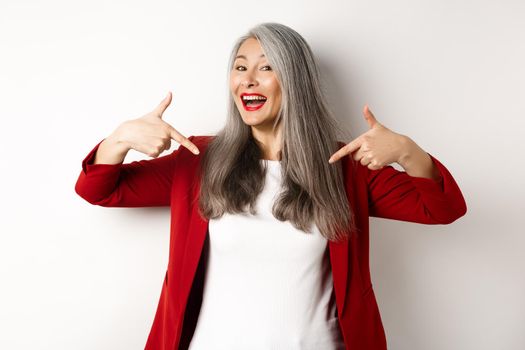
[328,137,363,164]
[168,127,200,155]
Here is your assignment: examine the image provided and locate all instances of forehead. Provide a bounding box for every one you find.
[235,37,266,60]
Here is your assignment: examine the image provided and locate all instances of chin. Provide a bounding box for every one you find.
[240,116,263,126]
[243,116,278,129]
[236,106,278,127]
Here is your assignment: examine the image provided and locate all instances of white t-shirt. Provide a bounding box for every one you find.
[188,159,345,350]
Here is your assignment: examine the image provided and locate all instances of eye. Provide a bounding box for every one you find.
[234,65,272,71]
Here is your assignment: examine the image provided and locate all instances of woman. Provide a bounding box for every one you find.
[75,22,467,350]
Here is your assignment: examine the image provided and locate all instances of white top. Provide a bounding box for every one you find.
[188,159,345,350]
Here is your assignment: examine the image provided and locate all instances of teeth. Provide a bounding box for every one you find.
[242,95,267,101]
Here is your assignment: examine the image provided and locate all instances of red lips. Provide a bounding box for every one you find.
[240,93,267,111]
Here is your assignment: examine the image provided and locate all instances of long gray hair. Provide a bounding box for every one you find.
[198,22,357,242]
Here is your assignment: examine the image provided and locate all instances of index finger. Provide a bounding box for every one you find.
[328,137,362,163]
[169,127,200,155]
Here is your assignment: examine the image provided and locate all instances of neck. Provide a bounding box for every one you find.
[251,122,283,161]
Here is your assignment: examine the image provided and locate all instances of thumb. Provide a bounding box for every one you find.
[155,91,173,118]
[363,104,378,129]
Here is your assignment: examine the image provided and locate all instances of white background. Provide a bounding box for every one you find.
[1,0,524,349]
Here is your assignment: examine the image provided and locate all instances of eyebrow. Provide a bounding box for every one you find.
[235,54,265,60]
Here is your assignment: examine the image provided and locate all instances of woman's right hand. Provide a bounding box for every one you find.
[109,92,200,158]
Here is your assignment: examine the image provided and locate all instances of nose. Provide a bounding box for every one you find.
[242,79,257,88]
[242,70,259,88]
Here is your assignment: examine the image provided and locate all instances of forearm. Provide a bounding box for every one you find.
[396,136,441,181]
[94,134,130,165]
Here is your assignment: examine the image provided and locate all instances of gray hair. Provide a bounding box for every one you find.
[198,22,357,242]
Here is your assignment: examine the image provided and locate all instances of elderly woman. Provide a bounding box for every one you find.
[75,22,467,350]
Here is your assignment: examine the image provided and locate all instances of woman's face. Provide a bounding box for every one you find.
[230,37,282,131]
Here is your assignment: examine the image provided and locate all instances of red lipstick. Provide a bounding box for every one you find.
[240,93,267,111]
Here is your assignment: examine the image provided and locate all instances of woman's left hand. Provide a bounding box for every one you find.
[328,105,408,170]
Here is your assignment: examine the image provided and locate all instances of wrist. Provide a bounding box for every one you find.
[396,135,416,167]
[396,136,440,180]
[106,131,130,155]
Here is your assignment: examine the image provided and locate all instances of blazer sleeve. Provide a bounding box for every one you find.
[74,136,194,207]
[365,152,467,224]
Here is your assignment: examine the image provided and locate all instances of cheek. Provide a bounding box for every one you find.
[274,95,282,110]
[229,85,239,101]
[270,79,281,99]
[229,74,240,91]
[273,86,282,105]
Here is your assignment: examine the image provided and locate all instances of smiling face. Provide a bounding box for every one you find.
[230,37,282,133]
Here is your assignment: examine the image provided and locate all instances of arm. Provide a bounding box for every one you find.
[74,135,194,207]
[328,105,467,225]
[365,151,467,224]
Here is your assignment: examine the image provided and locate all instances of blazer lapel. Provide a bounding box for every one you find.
[185,167,209,291]
[330,152,356,318]
[328,238,350,317]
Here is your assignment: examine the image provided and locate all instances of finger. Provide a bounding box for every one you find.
[362,154,382,170]
[168,127,200,155]
[328,137,363,163]
[363,104,378,129]
[163,138,171,152]
[359,152,373,166]
[155,91,173,117]
[147,135,171,157]
[129,135,164,158]
[353,147,366,162]
[368,161,383,171]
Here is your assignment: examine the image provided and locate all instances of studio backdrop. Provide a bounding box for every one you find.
[0,0,523,349]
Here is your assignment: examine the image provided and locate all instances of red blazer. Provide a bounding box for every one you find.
[75,135,467,350]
